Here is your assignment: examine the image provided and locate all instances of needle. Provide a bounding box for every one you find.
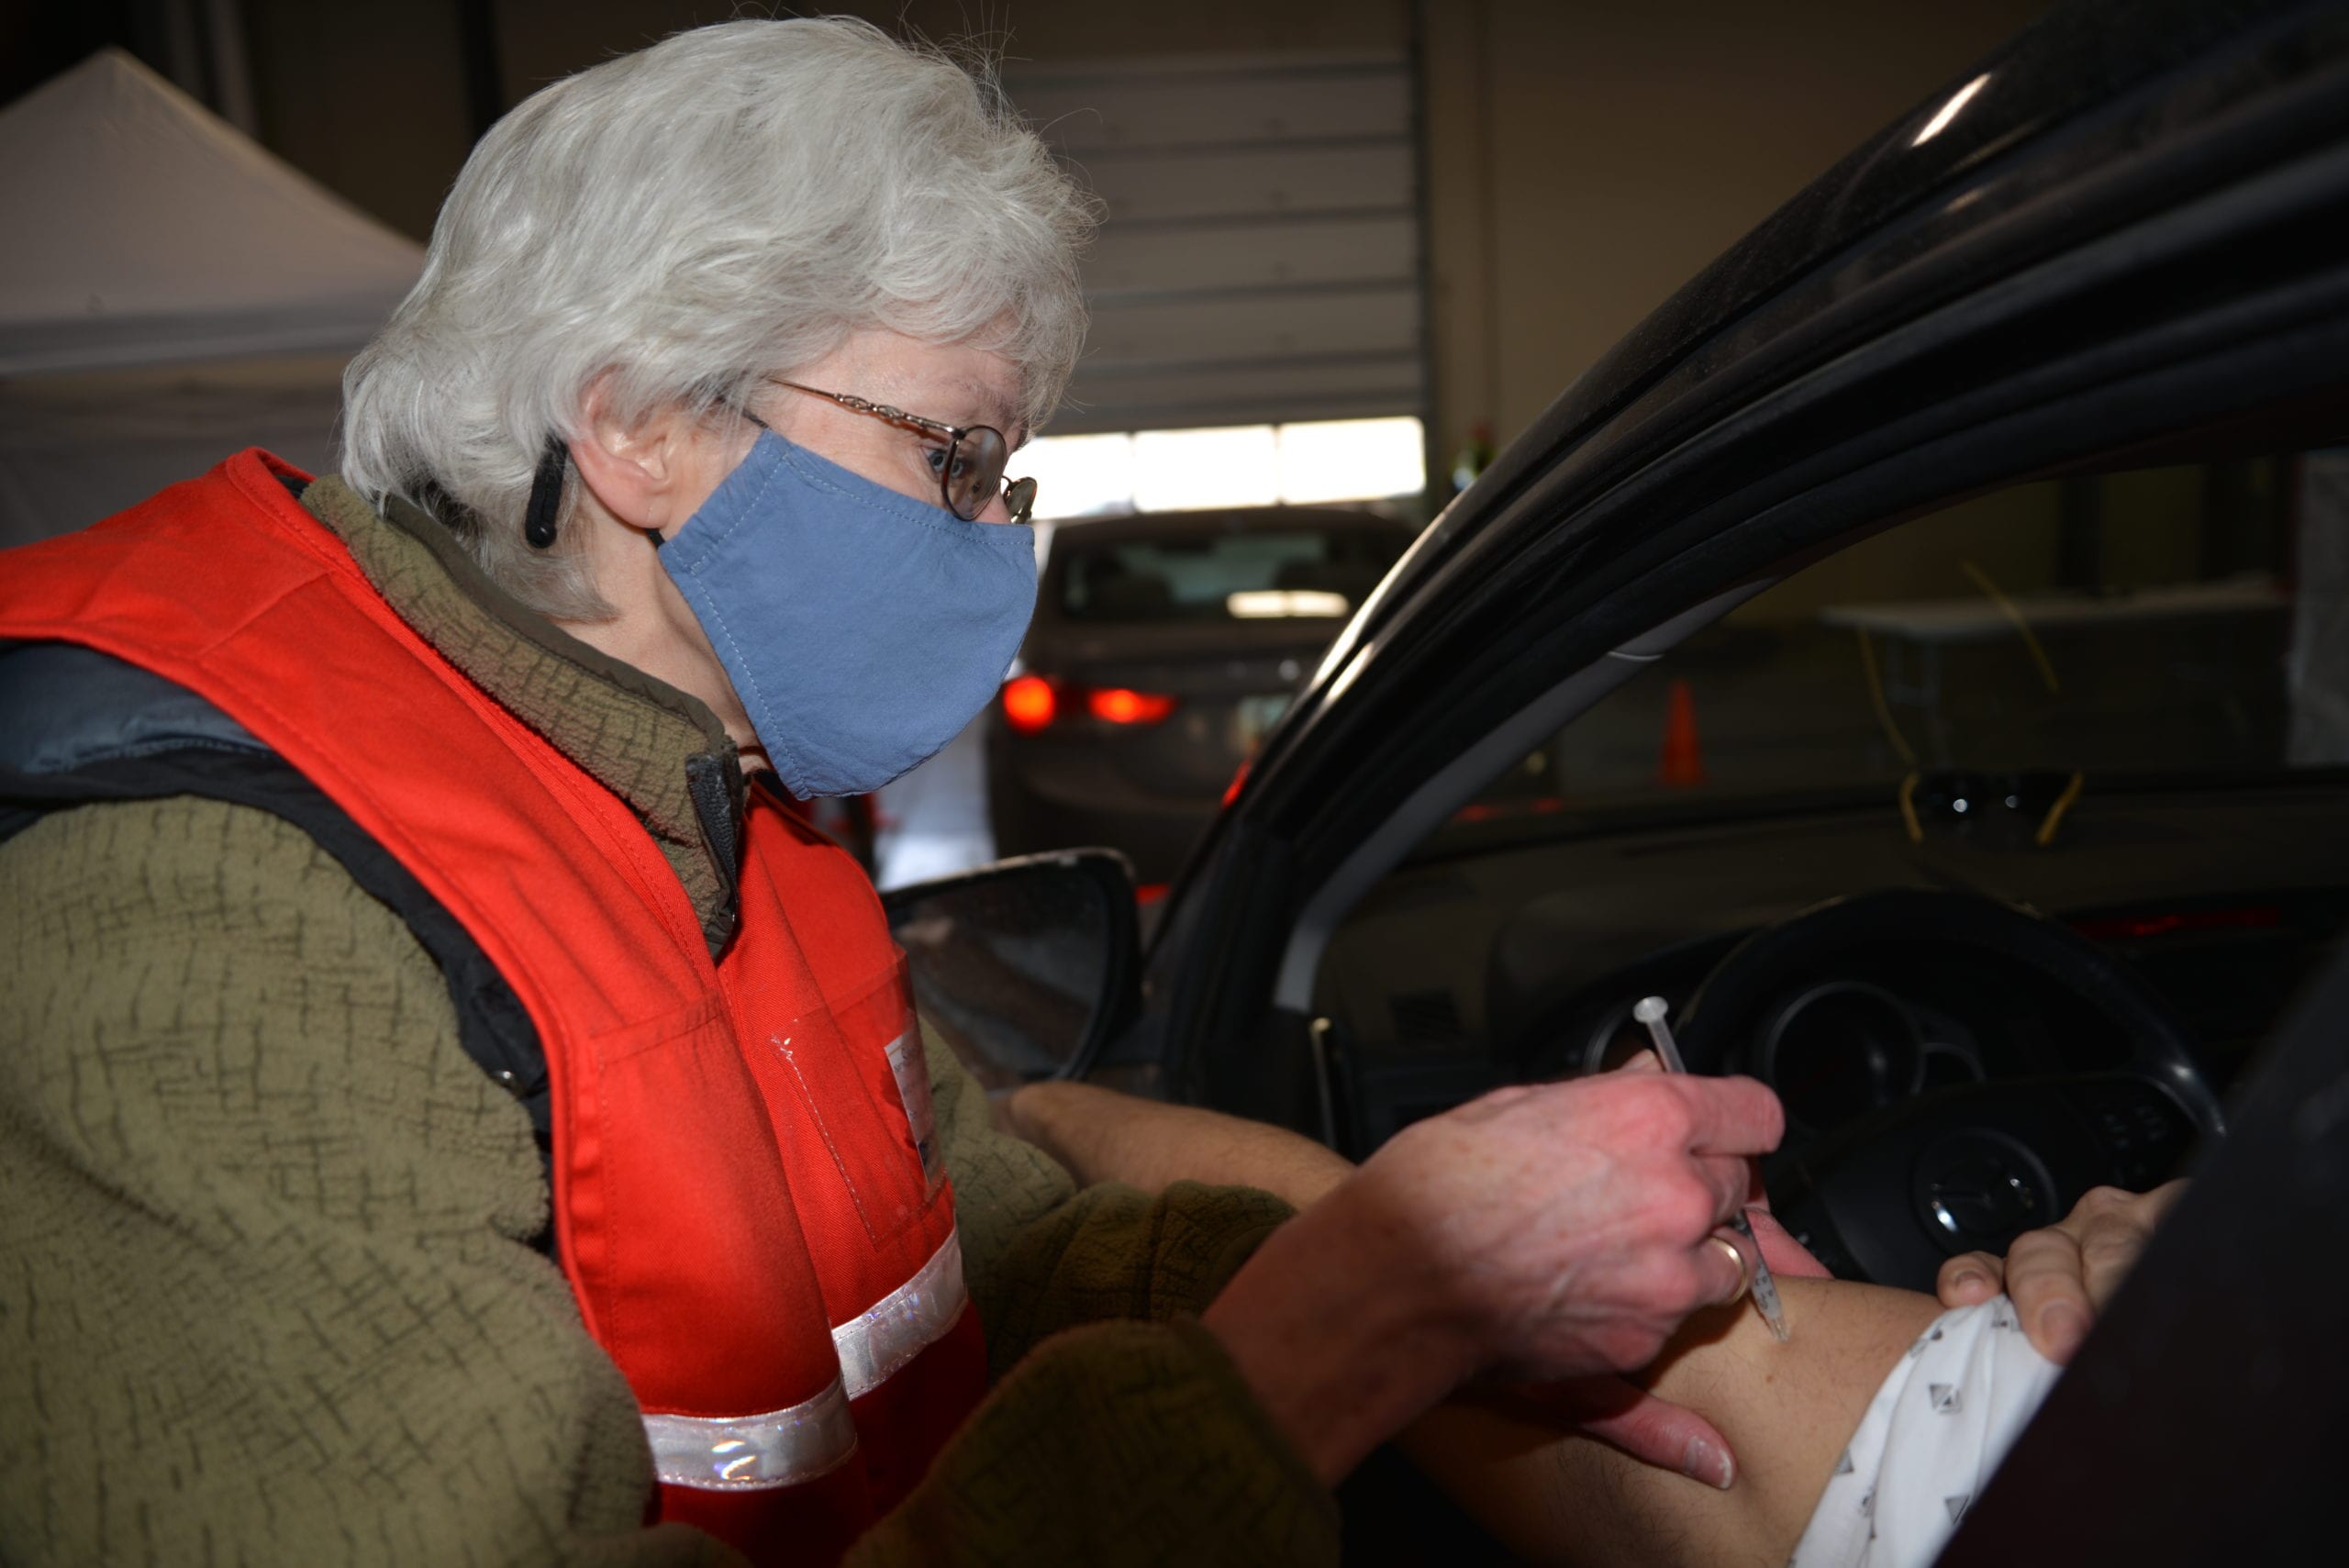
[1631,996,1790,1341]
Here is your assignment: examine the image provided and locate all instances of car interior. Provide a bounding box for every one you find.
[1299,443,2344,1294]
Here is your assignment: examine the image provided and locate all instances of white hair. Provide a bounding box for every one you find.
[339,17,1096,620]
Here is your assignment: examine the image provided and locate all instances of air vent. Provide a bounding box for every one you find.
[1389,988,1468,1051]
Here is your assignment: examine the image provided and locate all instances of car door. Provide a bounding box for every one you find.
[1129,0,2349,1150]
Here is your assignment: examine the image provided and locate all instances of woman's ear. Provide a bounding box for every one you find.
[566,373,695,536]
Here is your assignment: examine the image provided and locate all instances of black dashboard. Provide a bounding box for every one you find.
[1553,949,2137,1130]
[1313,782,2349,1157]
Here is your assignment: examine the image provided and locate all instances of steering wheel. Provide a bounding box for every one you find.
[1675,888,2225,1292]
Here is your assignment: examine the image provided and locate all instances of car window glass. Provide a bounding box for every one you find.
[1456,449,2340,823]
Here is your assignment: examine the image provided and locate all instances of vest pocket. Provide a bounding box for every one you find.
[749,961,941,1251]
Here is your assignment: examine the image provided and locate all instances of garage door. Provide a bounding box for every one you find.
[1004,49,1427,439]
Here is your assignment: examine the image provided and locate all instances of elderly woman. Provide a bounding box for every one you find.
[0,18,1787,1565]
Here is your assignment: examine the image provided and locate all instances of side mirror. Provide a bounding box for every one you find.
[882,848,1142,1091]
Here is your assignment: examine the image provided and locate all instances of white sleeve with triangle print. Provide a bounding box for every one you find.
[1786,1295,2062,1568]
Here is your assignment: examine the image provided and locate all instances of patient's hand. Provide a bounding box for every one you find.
[1935,1180,2187,1362]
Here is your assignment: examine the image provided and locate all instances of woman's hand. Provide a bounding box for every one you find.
[1935,1180,2188,1362]
[1203,1067,1785,1484]
[1357,1071,1780,1379]
[1008,1069,1798,1489]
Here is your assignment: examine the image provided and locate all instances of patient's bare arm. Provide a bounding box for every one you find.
[1008,1075,2128,1566]
[1401,1277,1943,1568]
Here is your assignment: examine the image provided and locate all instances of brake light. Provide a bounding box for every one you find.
[2073,906,2280,942]
[1001,674,1057,733]
[1086,687,1177,726]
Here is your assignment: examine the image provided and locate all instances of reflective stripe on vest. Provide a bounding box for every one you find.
[644,1226,970,1491]
[832,1225,965,1400]
[644,1377,859,1492]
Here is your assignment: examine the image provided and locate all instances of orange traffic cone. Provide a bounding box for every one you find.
[1655,679,1707,788]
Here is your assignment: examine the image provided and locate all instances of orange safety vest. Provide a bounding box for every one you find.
[0,450,988,1563]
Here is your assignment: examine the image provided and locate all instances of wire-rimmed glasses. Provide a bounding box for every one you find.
[743,379,1036,524]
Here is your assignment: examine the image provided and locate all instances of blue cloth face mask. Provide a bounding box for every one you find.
[657,429,1037,798]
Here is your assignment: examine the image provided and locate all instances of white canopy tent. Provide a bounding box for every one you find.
[0,48,423,545]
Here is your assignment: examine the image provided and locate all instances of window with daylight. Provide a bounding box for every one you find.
[1022,416,1426,520]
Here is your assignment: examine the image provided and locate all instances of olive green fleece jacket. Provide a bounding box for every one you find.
[0,476,1339,1566]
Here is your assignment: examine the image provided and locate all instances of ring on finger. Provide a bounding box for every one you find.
[1708,1234,1753,1304]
